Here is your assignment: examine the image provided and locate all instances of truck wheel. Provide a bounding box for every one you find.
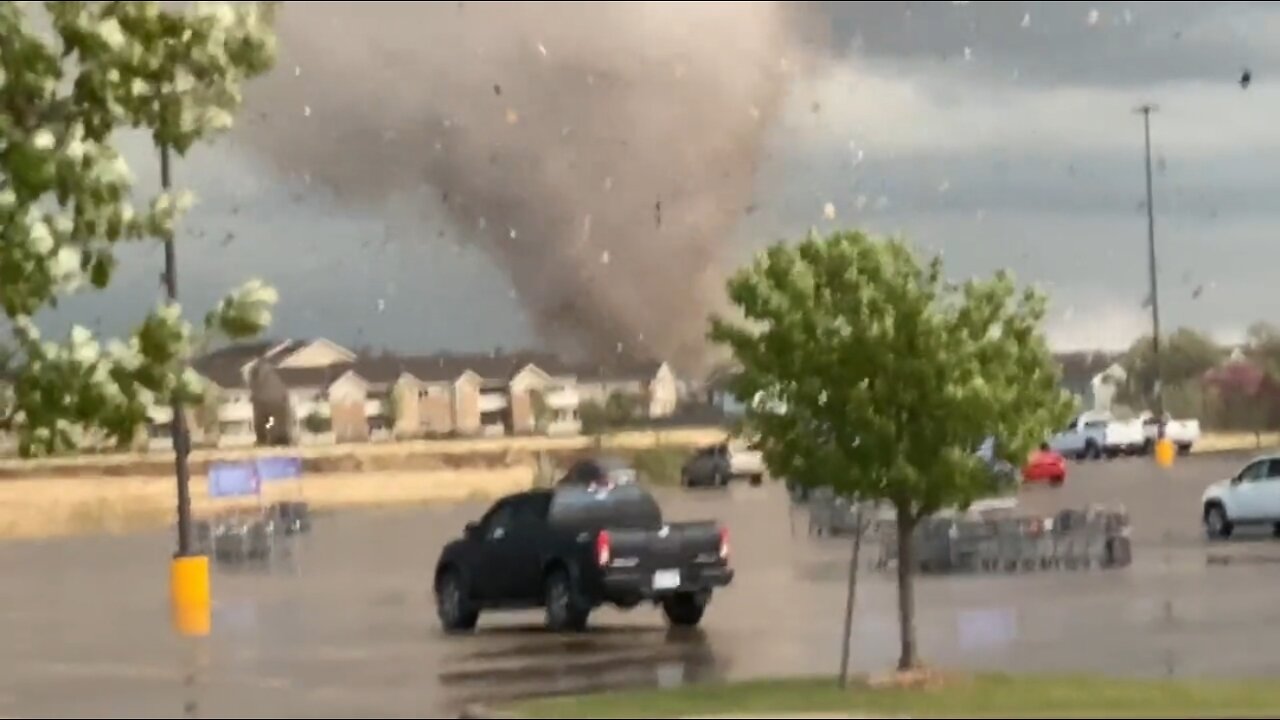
[436,570,479,633]
[662,592,707,627]
[748,474,763,487]
[1050,475,1064,487]
[1177,443,1192,456]
[1204,504,1234,541]
[713,471,727,487]
[544,570,590,632]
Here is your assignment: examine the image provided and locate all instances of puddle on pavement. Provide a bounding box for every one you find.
[439,626,727,707]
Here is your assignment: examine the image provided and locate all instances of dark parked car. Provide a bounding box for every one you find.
[434,457,734,632]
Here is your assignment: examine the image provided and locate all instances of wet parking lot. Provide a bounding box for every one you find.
[4,451,1280,718]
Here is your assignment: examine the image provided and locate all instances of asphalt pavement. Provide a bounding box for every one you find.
[2,451,1279,718]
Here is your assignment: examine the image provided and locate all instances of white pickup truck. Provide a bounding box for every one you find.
[1048,412,1146,460]
[1138,412,1201,455]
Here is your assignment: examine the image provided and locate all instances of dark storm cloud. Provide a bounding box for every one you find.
[822,1,1274,88]
[34,1,1280,358]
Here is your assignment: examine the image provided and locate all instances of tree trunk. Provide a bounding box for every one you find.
[837,504,865,688]
[894,502,919,671]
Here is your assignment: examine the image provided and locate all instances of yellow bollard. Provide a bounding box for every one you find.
[170,555,211,638]
[1155,437,1176,468]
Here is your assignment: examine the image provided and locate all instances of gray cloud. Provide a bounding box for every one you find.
[33,1,1280,361]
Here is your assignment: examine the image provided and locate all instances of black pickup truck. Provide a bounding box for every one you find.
[433,457,734,632]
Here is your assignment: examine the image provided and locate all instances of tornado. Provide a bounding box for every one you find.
[238,1,821,370]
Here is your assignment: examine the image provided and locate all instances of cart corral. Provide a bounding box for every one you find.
[186,456,313,567]
[798,488,1132,574]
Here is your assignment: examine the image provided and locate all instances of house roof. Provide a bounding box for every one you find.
[573,357,665,383]
[192,340,287,389]
[275,365,359,389]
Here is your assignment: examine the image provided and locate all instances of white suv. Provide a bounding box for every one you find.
[1202,455,1280,539]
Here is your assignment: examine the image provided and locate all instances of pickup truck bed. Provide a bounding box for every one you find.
[435,457,733,632]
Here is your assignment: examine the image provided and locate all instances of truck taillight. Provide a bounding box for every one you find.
[718,527,730,561]
[596,530,611,566]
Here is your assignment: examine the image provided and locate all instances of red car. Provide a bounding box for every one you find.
[1022,444,1066,486]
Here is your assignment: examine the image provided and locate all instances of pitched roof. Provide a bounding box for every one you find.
[275,364,359,389]
[192,340,289,388]
[573,357,665,383]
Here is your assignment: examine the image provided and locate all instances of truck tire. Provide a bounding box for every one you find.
[436,570,480,633]
[1177,443,1192,456]
[748,474,763,487]
[713,471,727,487]
[1086,441,1102,460]
[1204,503,1233,541]
[544,569,590,632]
[662,592,707,627]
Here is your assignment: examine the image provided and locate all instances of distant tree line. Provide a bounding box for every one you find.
[1113,322,1280,434]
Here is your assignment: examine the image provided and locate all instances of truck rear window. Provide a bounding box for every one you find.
[548,483,663,530]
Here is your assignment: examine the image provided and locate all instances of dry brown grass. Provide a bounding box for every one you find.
[0,465,535,540]
[0,427,728,479]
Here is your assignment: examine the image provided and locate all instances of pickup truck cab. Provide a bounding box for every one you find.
[1202,454,1280,539]
[1049,412,1145,459]
[435,456,733,632]
[1139,412,1201,455]
[680,441,765,487]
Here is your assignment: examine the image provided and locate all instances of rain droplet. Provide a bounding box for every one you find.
[616,342,624,354]
[975,209,987,221]
[376,298,386,313]
[603,176,613,191]
[294,65,302,77]
[748,105,761,120]
[854,195,869,211]
[509,227,518,240]
[587,74,595,85]
[938,180,951,193]
[1087,8,1100,25]
[822,202,836,220]
[963,46,973,61]
[1123,8,1133,25]
[508,288,518,299]
[505,108,519,124]
[1021,12,1031,28]
[303,105,312,117]
[600,250,611,264]
[478,216,487,230]
[537,42,548,57]
[302,172,311,186]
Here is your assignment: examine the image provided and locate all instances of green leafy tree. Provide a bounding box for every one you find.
[1117,327,1224,411]
[710,230,1072,671]
[0,2,278,456]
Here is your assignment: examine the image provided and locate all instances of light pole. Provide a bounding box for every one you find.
[1136,103,1173,464]
[161,142,210,637]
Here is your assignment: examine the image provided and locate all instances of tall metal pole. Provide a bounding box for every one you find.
[161,144,195,557]
[1137,103,1165,437]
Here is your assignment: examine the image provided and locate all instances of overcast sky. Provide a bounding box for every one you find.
[37,1,1280,357]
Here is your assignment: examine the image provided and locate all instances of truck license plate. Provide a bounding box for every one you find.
[653,569,681,590]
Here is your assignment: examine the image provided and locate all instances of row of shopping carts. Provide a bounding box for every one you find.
[873,507,1132,573]
[800,489,1132,574]
[189,501,312,566]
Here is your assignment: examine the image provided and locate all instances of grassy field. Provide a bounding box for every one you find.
[509,674,1280,718]
[0,466,534,539]
[0,427,729,479]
